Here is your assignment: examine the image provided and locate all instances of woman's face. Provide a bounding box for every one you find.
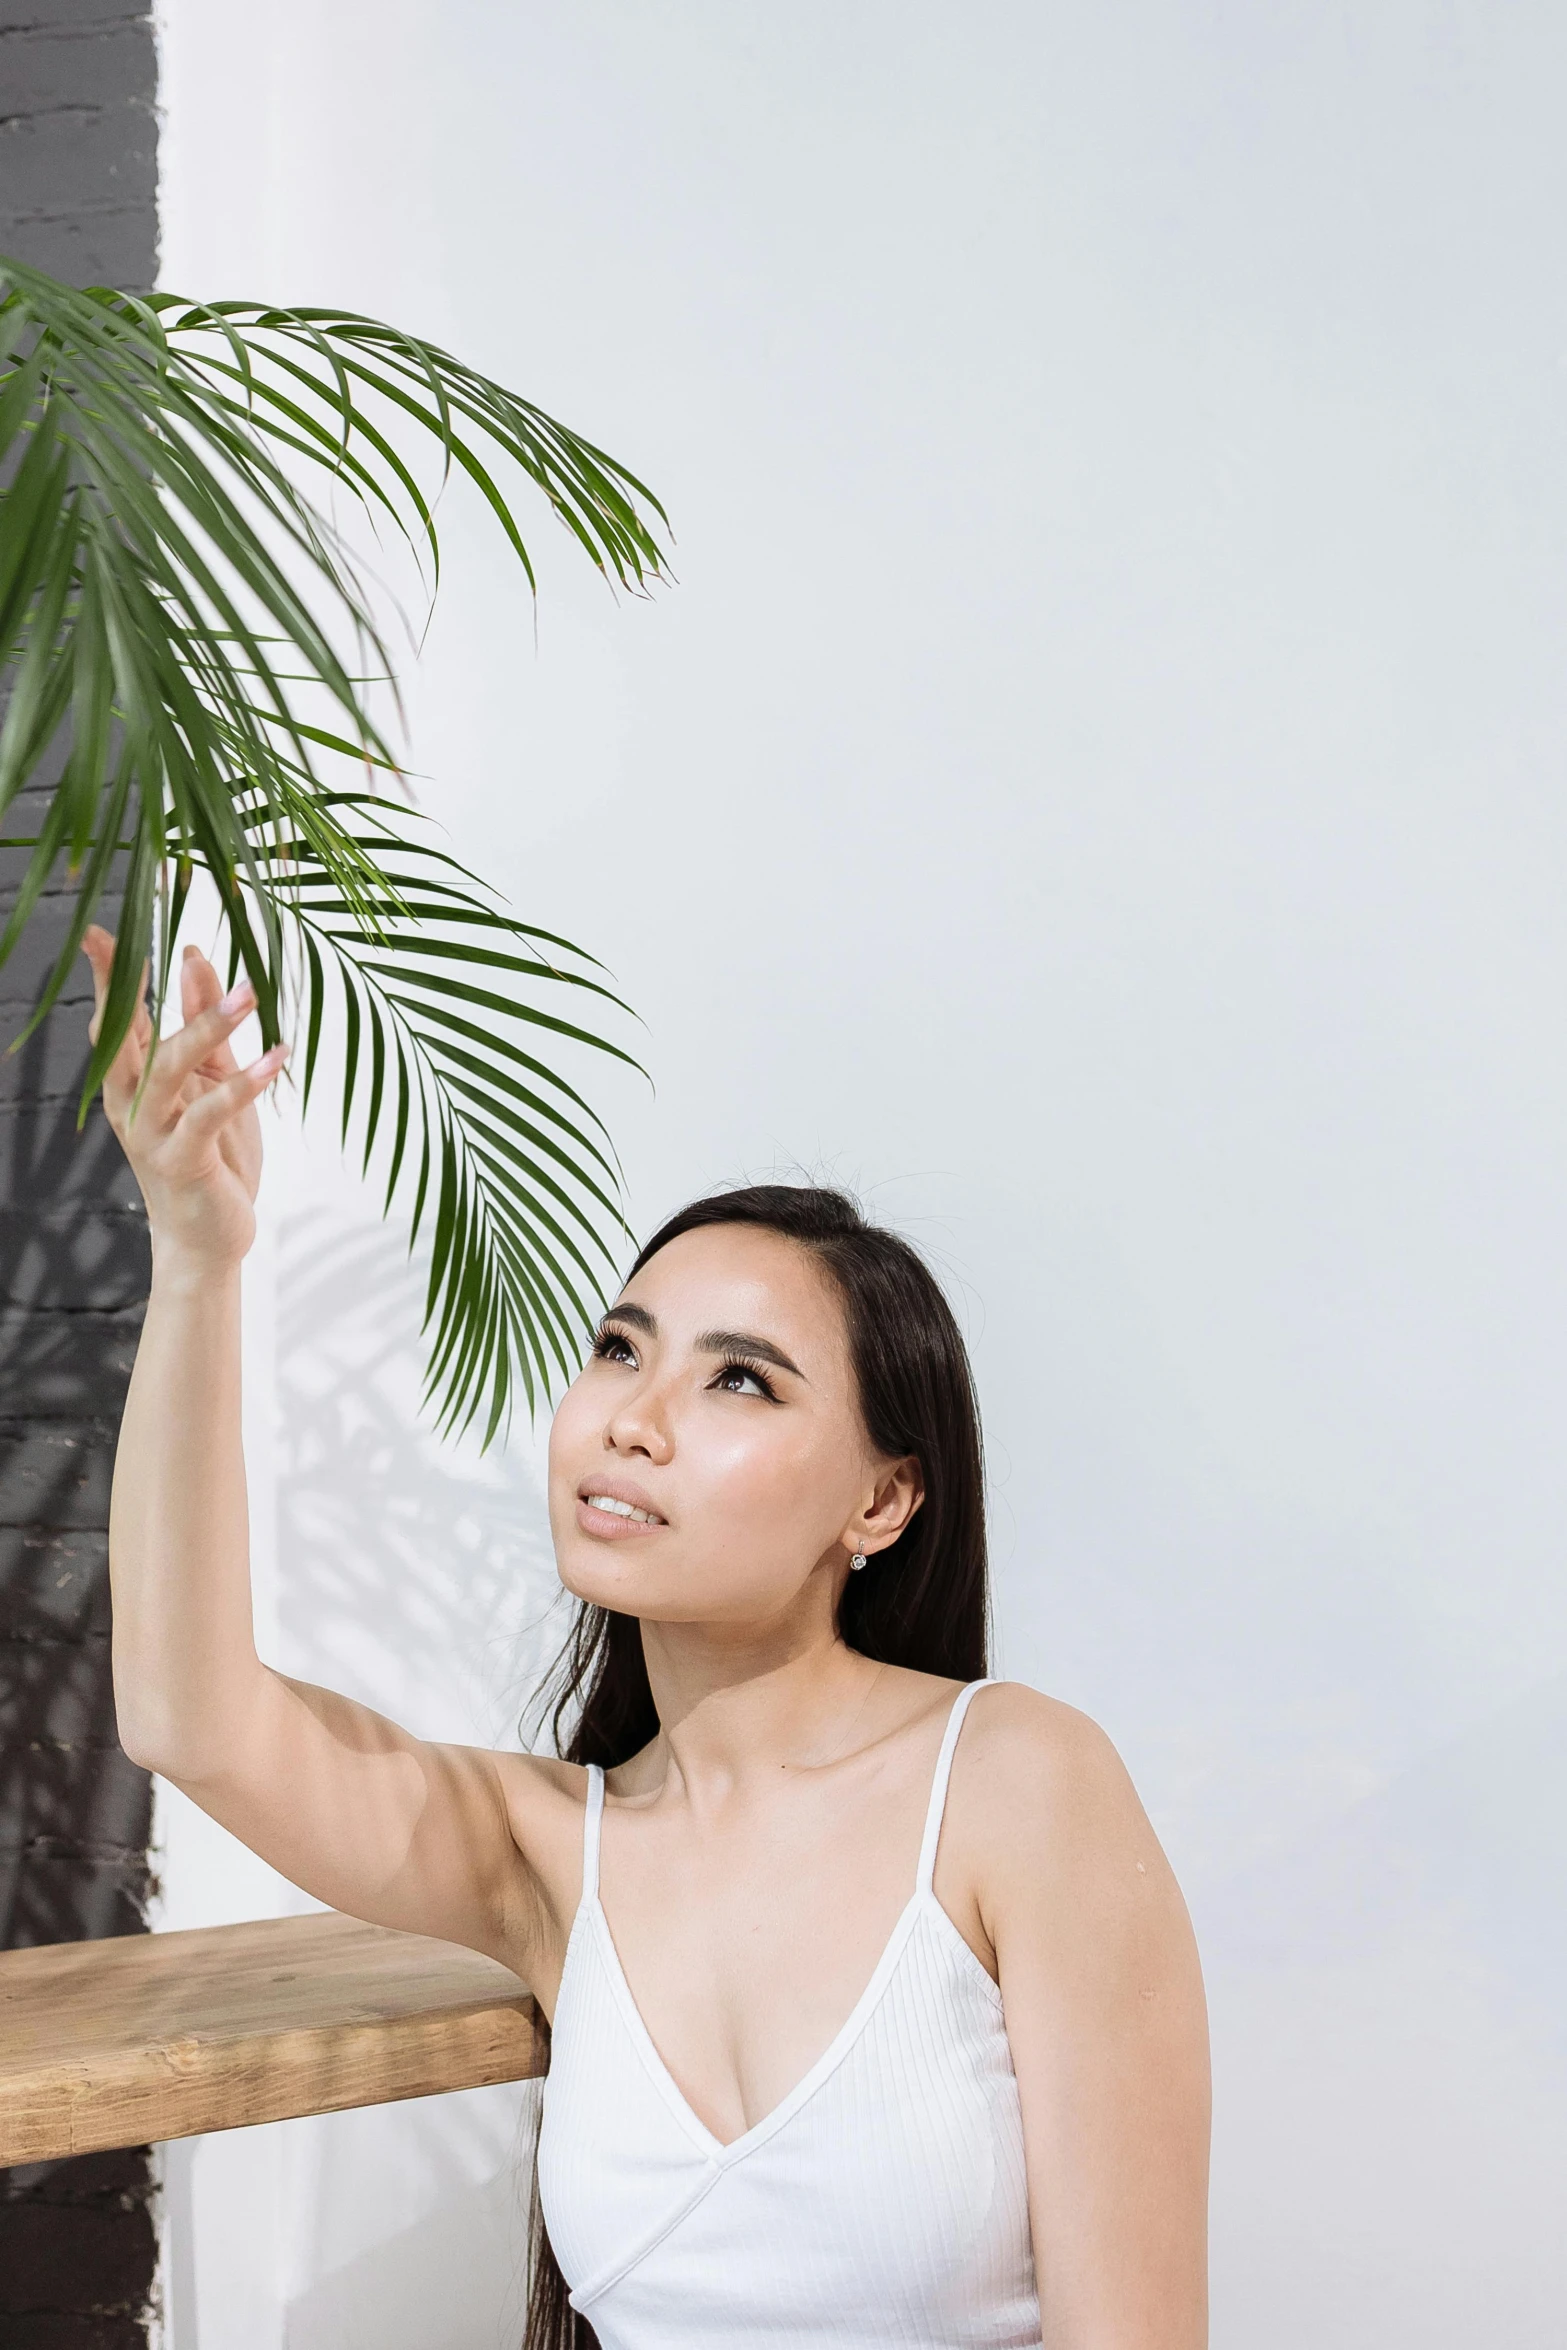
[547,1224,921,1628]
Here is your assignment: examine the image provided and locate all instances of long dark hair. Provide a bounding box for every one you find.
[523,1183,990,2349]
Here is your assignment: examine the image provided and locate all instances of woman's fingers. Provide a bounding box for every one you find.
[81,923,114,1029]
[82,926,152,1112]
[135,976,259,1117]
[179,945,242,1077]
[82,930,277,1153]
[171,1043,288,1156]
[82,924,150,1046]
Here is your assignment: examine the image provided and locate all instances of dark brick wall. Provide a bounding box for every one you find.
[0,782,153,1957]
[0,0,157,288]
[1,6,159,2344]
[0,2153,158,2350]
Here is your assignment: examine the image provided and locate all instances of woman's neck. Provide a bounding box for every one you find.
[632,1594,885,1802]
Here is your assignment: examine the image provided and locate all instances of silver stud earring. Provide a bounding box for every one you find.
[849,1550,867,1572]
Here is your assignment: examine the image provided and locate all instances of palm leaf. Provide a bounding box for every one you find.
[241,788,637,1442]
[0,253,668,1437]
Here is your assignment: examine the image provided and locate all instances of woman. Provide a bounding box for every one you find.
[88,929,1211,2350]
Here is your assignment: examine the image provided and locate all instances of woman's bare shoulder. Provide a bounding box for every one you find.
[953,1680,1171,1897]
[966,1676,1133,1782]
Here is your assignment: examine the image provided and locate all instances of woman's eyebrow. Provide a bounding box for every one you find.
[604,1301,656,1336]
[696,1327,806,1380]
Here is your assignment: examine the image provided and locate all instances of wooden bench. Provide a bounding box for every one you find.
[0,1912,548,2166]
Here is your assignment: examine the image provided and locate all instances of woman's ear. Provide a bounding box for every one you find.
[848,1456,924,1559]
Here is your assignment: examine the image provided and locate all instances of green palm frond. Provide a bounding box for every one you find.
[247,790,637,1444]
[0,252,669,1437]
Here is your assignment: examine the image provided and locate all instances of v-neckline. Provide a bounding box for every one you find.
[582,1885,931,2165]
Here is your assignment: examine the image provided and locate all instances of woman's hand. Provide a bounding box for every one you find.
[82,926,288,1279]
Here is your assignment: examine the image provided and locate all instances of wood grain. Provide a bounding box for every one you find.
[0,1911,549,2166]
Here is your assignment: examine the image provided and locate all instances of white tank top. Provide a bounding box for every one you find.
[537,1679,1042,2349]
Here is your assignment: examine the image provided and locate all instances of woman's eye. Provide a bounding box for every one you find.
[713,1362,774,1400]
[594,1330,638,1367]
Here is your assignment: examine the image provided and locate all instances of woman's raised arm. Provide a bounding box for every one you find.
[92,929,534,1965]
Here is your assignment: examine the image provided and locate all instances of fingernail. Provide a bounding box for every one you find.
[255,1042,289,1076]
[219,978,256,1018]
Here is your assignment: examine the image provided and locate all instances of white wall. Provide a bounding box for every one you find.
[156,4,1567,2345]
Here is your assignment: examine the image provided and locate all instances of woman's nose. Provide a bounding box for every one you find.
[604,1385,674,1463]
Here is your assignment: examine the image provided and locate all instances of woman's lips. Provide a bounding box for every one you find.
[576,1490,666,1538]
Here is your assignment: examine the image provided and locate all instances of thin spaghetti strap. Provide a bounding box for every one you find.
[915,1679,993,1895]
[580,1763,605,1907]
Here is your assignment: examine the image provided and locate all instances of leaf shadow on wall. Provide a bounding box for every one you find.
[272,1203,565,2346]
[275,1203,571,1751]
